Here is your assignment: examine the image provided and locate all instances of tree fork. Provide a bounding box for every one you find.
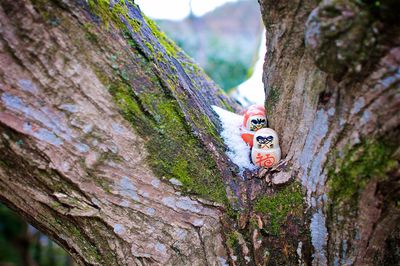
[0,0,399,265]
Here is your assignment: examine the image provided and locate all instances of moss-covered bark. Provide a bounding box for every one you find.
[0,0,241,264]
[1,0,398,264]
[259,0,400,264]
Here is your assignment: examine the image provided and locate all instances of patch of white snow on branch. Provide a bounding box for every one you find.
[212,106,256,171]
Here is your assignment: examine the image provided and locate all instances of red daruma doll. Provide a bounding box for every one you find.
[241,104,267,147]
[251,128,281,168]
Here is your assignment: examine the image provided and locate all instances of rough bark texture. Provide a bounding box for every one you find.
[0,0,243,264]
[1,0,399,265]
[258,0,400,265]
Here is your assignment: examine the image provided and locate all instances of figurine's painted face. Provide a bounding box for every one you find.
[256,135,274,149]
[249,116,266,131]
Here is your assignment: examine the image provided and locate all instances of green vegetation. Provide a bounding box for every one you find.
[254,182,304,235]
[328,139,397,204]
[206,45,251,91]
[154,1,262,92]
[0,204,71,266]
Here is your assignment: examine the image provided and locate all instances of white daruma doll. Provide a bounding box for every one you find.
[251,128,281,168]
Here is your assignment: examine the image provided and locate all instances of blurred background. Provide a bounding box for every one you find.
[138,0,265,105]
[0,0,264,265]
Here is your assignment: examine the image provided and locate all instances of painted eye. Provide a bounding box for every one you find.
[251,119,258,125]
[256,136,267,143]
[257,119,266,124]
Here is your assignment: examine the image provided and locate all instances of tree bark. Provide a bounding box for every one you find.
[0,0,242,264]
[0,0,399,265]
[258,0,400,265]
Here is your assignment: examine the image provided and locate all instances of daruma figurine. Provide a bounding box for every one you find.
[241,104,267,147]
[251,128,281,168]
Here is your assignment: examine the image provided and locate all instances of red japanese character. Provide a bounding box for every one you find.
[255,153,275,168]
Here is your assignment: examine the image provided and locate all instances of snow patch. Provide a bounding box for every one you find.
[212,106,255,171]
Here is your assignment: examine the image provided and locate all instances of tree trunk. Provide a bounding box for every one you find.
[0,0,399,265]
[0,0,242,264]
[258,0,400,265]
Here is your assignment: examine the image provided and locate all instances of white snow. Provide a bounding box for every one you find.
[212,106,256,171]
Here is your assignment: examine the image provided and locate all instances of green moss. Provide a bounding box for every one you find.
[69,226,102,262]
[254,182,304,235]
[220,99,235,112]
[265,86,279,111]
[127,18,142,33]
[328,139,397,204]
[144,16,181,57]
[87,1,228,204]
[87,0,181,65]
[226,205,240,220]
[226,231,239,249]
[144,41,155,53]
[88,0,140,34]
[83,23,99,44]
[182,61,202,75]
[52,217,102,263]
[93,68,227,204]
[202,115,220,140]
